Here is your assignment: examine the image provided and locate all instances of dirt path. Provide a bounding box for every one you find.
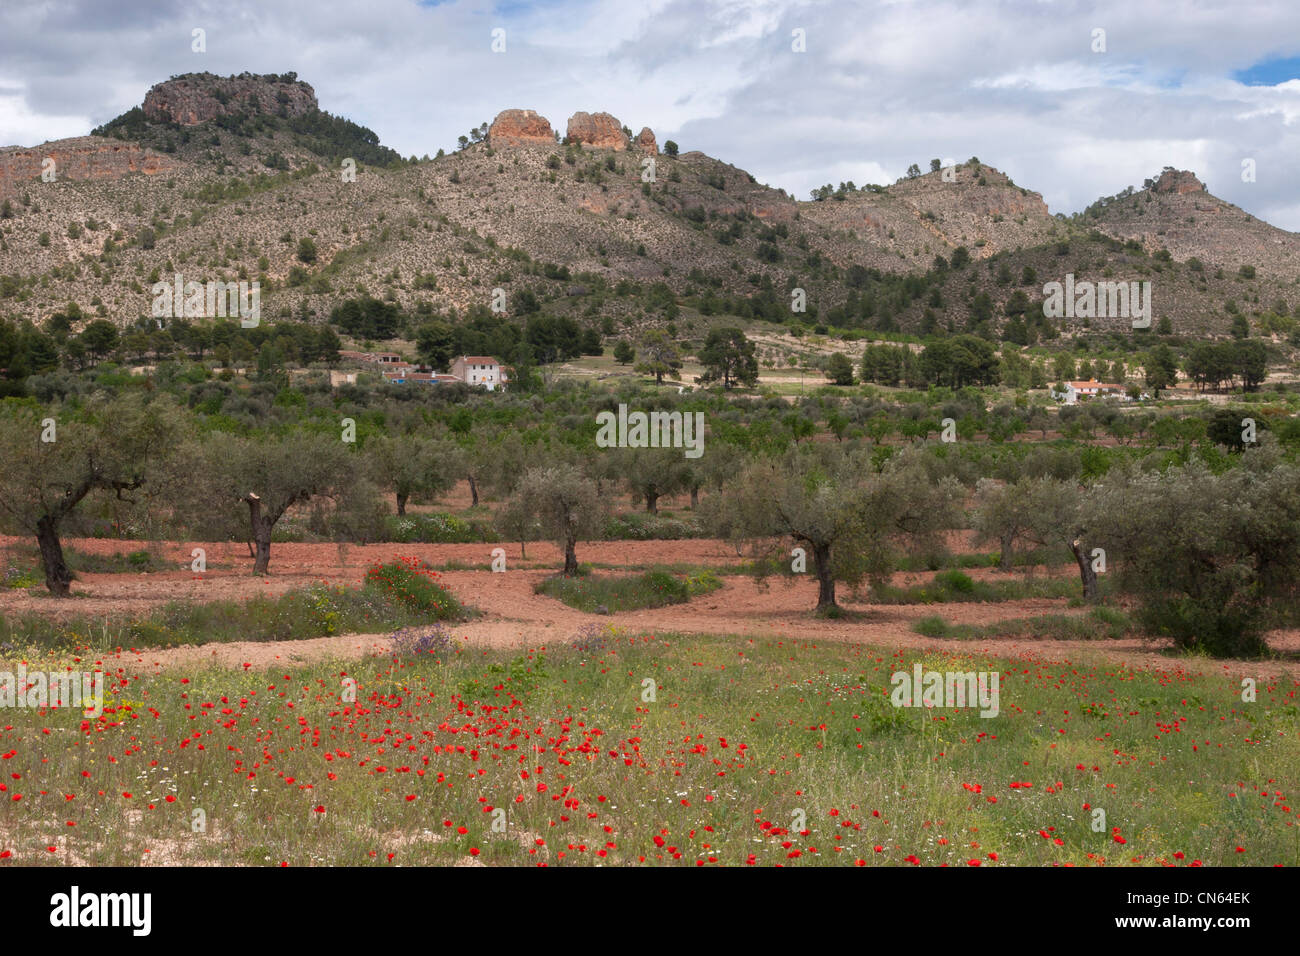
[6,535,1297,682]
[84,569,1300,683]
[0,532,1040,619]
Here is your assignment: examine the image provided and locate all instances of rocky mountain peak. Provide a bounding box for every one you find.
[1152,169,1205,195]
[142,71,317,126]
[487,109,555,147]
[566,111,628,150]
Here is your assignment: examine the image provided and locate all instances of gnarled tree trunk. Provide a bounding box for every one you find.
[1070,538,1099,602]
[243,492,274,575]
[999,531,1014,571]
[36,515,73,597]
[813,541,836,610]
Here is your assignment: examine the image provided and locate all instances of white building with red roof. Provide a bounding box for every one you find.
[451,355,507,390]
[1054,380,1128,405]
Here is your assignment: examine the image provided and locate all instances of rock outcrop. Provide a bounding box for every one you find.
[1152,169,1205,195]
[634,127,657,154]
[487,109,555,147]
[0,136,170,196]
[566,111,628,150]
[142,72,317,126]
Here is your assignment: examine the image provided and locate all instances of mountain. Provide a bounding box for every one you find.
[800,161,1058,270]
[0,71,1297,346]
[1082,167,1300,280]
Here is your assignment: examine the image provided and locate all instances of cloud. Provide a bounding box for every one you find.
[1,0,1299,227]
[0,78,88,146]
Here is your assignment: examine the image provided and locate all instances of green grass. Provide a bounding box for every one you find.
[912,605,1133,641]
[893,552,1002,572]
[419,559,491,572]
[384,512,499,543]
[0,560,466,651]
[535,568,723,613]
[875,569,1093,604]
[603,511,708,541]
[3,544,201,579]
[586,560,752,576]
[891,547,1073,572]
[0,630,1293,866]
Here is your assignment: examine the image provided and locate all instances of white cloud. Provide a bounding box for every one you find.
[1,0,1299,228]
[0,78,87,146]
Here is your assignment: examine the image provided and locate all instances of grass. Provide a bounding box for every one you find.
[891,548,1075,572]
[0,630,1293,866]
[384,512,499,544]
[603,512,708,541]
[586,560,752,576]
[3,544,219,582]
[912,605,1133,641]
[893,552,1002,572]
[0,559,466,651]
[874,569,1094,604]
[535,568,723,613]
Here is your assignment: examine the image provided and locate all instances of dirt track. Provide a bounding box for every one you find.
[4,535,1298,681]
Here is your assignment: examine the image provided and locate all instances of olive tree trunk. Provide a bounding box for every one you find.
[1070,538,1099,602]
[813,541,837,610]
[36,515,73,597]
[243,492,274,575]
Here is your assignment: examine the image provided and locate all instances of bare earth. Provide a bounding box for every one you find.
[4,535,1298,680]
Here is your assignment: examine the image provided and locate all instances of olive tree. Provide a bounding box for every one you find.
[511,464,607,575]
[683,440,744,509]
[196,431,360,574]
[973,475,1079,572]
[704,445,961,612]
[0,397,185,596]
[613,447,691,514]
[494,493,541,559]
[1084,448,1300,656]
[461,431,535,507]
[368,434,465,515]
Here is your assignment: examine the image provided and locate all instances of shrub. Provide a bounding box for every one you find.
[934,569,976,594]
[604,512,706,540]
[384,512,496,543]
[1136,593,1266,658]
[536,569,721,613]
[458,653,548,702]
[364,557,463,619]
[0,573,466,652]
[912,615,952,638]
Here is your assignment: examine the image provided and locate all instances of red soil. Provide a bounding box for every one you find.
[3,535,1296,680]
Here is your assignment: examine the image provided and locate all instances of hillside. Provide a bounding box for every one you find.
[0,71,1297,347]
[1083,168,1300,281]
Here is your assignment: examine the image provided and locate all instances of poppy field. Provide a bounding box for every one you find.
[2,626,1296,866]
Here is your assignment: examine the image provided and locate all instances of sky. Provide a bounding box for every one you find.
[2,0,1300,228]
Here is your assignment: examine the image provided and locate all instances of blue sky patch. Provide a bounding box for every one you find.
[1233,55,1300,86]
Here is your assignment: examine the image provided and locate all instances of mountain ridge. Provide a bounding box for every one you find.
[0,71,1296,345]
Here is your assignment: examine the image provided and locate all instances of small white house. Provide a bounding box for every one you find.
[452,355,507,391]
[1053,380,1127,405]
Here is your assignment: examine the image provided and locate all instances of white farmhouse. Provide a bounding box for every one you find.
[1052,379,1128,405]
[451,355,508,391]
